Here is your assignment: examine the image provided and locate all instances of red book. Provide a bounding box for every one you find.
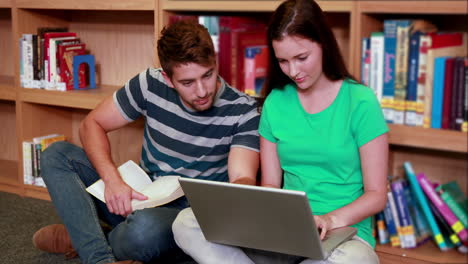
[428,32,464,49]
[441,58,455,129]
[58,43,86,90]
[236,30,267,92]
[43,32,77,82]
[218,16,266,88]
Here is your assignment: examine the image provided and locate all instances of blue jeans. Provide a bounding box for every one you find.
[41,141,190,264]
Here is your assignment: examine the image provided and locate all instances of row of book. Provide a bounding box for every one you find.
[361,19,468,132]
[20,27,89,91]
[22,134,66,187]
[374,162,467,253]
[170,15,269,97]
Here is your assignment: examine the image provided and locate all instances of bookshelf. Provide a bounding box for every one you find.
[0,1,466,263]
[356,1,468,263]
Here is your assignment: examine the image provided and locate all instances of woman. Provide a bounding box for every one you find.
[173,0,388,263]
[259,0,388,262]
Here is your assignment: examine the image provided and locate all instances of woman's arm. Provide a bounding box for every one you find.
[260,136,283,188]
[315,133,389,238]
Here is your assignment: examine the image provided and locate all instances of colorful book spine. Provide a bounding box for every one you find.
[415,34,431,127]
[382,20,398,123]
[404,182,431,246]
[393,20,412,124]
[428,198,461,247]
[463,57,468,132]
[384,192,401,247]
[417,173,468,242]
[370,32,384,103]
[361,37,371,87]
[441,58,456,129]
[453,57,466,130]
[436,182,468,228]
[403,162,448,250]
[376,211,389,244]
[22,141,34,185]
[431,57,449,129]
[405,31,422,126]
[391,180,417,248]
[387,191,406,248]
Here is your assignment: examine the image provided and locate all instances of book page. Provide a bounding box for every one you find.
[86,160,152,203]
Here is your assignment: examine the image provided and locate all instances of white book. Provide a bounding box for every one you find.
[86,160,184,212]
[370,32,384,102]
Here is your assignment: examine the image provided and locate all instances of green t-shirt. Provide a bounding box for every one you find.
[259,79,388,247]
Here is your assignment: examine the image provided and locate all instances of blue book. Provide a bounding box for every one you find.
[391,180,417,248]
[382,20,398,123]
[405,31,422,126]
[431,57,449,129]
[404,162,449,251]
[383,193,400,247]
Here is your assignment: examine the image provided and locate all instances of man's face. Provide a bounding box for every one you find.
[164,63,219,112]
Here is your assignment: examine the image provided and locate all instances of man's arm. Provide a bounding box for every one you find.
[79,96,146,216]
[227,147,259,186]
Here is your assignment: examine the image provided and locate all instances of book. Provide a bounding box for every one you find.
[218,16,266,88]
[415,34,431,127]
[391,180,417,248]
[244,45,268,96]
[423,32,467,128]
[463,57,468,132]
[387,191,406,247]
[393,20,412,125]
[236,30,267,92]
[404,182,431,246]
[417,173,468,242]
[431,56,449,129]
[382,20,398,123]
[86,160,184,212]
[383,193,400,247]
[361,37,371,87]
[428,197,461,248]
[403,162,449,250]
[370,32,384,103]
[436,181,468,228]
[405,31,422,126]
[452,57,466,130]
[376,211,389,244]
[441,58,456,129]
[57,43,86,90]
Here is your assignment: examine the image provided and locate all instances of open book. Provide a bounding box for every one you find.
[86,160,184,212]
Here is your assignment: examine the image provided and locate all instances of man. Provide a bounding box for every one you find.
[32,20,260,264]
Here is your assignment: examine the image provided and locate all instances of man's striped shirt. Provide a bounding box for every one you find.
[114,68,260,182]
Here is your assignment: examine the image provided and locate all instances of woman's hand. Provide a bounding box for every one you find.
[313,214,337,240]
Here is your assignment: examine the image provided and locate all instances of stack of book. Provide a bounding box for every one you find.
[20,27,90,91]
[375,162,468,253]
[23,134,66,187]
[362,19,468,132]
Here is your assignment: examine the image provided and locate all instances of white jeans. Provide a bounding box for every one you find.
[172,208,379,264]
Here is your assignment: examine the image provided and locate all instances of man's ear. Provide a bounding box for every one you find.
[161,71,175,88]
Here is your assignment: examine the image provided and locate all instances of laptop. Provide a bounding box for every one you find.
[178,177,357,260]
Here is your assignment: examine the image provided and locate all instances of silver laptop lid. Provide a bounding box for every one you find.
[179,177,329,259]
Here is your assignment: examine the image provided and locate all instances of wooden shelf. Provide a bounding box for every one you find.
[161,0,353,12]
[0,159,21,194]
[19,85,118,110]
[0,76,15,101]
[24,184,50,201]
[376,243,468,264]
[0,1,11,8]
[15,0,154,10]
[358,1,468,14]
[388,124,468,153]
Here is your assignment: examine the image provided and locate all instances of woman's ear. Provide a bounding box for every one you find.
[161,71,175,88]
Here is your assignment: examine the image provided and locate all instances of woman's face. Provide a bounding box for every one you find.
[272,35,323,91]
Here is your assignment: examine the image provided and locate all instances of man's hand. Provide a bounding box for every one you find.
[104,178,147,217]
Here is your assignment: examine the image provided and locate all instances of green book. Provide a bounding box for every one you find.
[436,181,468,228]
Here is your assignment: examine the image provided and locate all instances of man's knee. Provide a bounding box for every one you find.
[110,208,181,261]
[41,141,79,168]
